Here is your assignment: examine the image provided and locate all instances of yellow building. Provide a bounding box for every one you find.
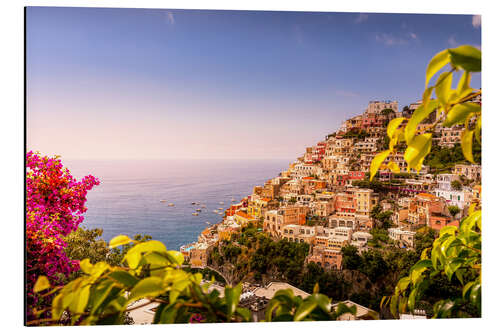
[354,188,378,216]
[234,211,258,226]
[247,197,271,219]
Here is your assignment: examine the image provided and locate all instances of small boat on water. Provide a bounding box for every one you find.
[205,221,211,225]
[219,201,224,205]
[218,212,223,215]
[168,203,175,206]
[191,202,196,205]
[231,198,236,202]
[213,210,219,214]
[201,205,206,208]
[160,200,166,203]
[218,207,224,210]
[196,208,202,212]
[192,212,199,216]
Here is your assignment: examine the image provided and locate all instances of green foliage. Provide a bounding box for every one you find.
[31,236,360,325]
[341,245,362,270]
[448,205,461,218]
[371,45,481,318]
[265,287,358,321]
[381,108,395,116]
[424,142,481,172]
[370,205,393,229]
[64,228,152,281]
[369,228,390,248]
[382,210,481,318]
[370,45,481,180]
[343,128,369,139]
[451,180,463,191]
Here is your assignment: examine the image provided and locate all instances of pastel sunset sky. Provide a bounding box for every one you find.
[26,7,481,160]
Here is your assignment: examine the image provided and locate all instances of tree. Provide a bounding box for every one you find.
[447,205,460,217]
[451,180,463,191]
[370,45,481,318]
[381,108,395,116]
[30,236,356,325]
[341,245,362,270]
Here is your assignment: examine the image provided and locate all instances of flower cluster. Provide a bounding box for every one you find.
[26,151,99,319]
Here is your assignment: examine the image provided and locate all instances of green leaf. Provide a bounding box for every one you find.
[387,117,405,139]
[474,116,481,144]
[390,294,399,317]
[166,250,185,266]
[443,102,481,127]
[294,299,317,321]
[408,289,418,312]
[457,71,471,95]
[143,251,169,266]
[435,72,453,106]
[33,275,50,293]
[128,277,164,303]
[158,304,178,324]
[125,240,168,269]
[51,293,64,320]
[386,161,400,173]
[370,150,391,181]
[431,247,439,269]
[89,262,110,280]
[224,283,242,318]
[80,259,93,275]
[425,49,451,88]
[124,251,141,270]
[405,99,439,144]
[235,307,252,322]
[76,285,90,314]
[109,235,133,248]
[108,270,140,288]
[170,279,190,303]
[449,45,481,72]
[420,247,430,260]
[396,277,411,292]
[439,225,457,237]
[410,259,432,284]
[307,293,331,313]
[88,280,114,315]
[335,302,357,318]
[461,128,475,163]
[265,299,281,322]
[404,133,432,171]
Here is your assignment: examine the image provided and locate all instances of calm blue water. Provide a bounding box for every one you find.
[64,159,289,250]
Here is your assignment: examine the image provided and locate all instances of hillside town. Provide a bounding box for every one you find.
[180,99,482,274]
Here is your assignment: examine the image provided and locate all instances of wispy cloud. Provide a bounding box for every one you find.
[336,90,359,98]
[355,13,368,24]
[447,35,458,47]
[472,15,481,29]
[165,11,175,25]
[375,33,408,46]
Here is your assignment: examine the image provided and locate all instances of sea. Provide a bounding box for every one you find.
[64,159,290,250]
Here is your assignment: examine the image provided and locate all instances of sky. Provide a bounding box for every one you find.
[26,7,481,160]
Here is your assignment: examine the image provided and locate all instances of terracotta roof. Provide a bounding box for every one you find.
[235,211,249,219]
[417,192,437,199]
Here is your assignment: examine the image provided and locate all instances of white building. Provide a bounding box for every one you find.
[434,173,467,209]
[388,227,416,249]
